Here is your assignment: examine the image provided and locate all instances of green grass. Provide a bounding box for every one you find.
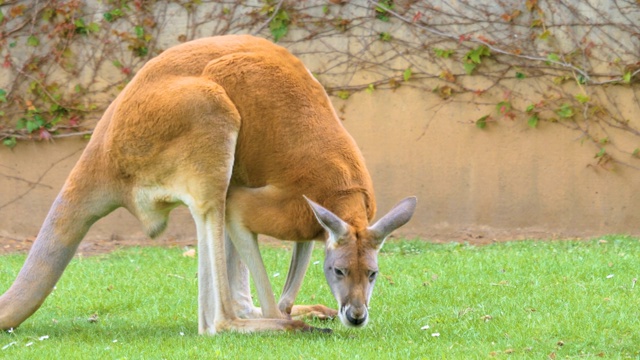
[1,237,639,359]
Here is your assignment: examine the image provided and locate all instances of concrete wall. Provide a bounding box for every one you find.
[1,1,638,242]
[1,85,638,242]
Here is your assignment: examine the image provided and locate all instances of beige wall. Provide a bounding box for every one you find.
[1,86,638,242]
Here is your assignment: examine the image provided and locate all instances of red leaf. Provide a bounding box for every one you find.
[10,5,26,18]
[477,35,495,45]
[412,12,423,23]
[39,128,53,141]
[458,34,471,43]
[68,115,80,127]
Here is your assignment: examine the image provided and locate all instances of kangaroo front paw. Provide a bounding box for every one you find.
[290,304,338,321]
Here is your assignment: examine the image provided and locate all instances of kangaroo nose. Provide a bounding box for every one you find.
[346,306,368,327]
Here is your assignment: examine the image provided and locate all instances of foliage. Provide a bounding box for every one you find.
[263,1,290,42]
[0,0,638,171]
[462,45,491,75]
[1,238,639,357]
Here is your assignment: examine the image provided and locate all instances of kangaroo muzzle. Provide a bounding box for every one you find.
[340,304,369,328]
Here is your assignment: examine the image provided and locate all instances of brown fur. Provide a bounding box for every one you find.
[0,35,414,334]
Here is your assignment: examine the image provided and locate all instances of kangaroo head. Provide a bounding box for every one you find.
[304,196,416,328]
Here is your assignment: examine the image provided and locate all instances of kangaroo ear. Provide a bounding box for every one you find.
[368,197,417,250]
[303,195,349,248]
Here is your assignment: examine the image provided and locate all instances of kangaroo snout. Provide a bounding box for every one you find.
[341,304,369,328]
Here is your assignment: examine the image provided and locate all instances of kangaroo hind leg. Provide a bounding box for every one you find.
[166,77,313,334]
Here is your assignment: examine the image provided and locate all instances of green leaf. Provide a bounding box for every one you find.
[375,0,393,21]
[633,148,639,158]
[469,51,481,64]
[336,90,350,100]
[463,62,477,75]
[575,94,589,104]
[595,148,606,158]
[33,114,46,127]
[0,10,4,23]
[538,30,551,40]
[42,8,55,21]
[27,35,40,47]
[135,25,144,39]
[0,89,6,103]
[16,118,27,130]
[547,53,560,63]
[3,137,17,148]
[528,114,539,128]
[104,8,124,22]
[269,9,289,42]
[623,71,631,83]
[463,46,490,74]
[50,115,62,126]
[465,45,490,64]
[133,46,148,57]
[433,48,454,58]
[403,68,412,82]
[556,104,574,118]
[476,115,490,129]
[525,104,535,112]
[366,84,375,94]
[375,1,392,13]
[577,74,587,84]
[516,72,526,79]
[88,22,100,33]
[379,32,392,41]
[270,26,288,42]
[26,120,40,133]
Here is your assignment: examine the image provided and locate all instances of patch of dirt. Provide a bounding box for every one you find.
[0,228,581,257]
[0,234,298,257]
[0,235,197,257]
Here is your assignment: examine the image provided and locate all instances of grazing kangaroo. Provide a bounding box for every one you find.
[0,35,416,334]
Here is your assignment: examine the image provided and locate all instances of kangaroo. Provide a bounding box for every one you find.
[0,35,416,334]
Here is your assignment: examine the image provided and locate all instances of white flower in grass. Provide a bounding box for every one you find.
[2,342,16,350]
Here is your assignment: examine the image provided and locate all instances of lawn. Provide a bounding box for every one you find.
[1,237,639,359]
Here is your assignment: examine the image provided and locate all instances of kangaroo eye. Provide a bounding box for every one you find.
[334,268,346,277]
[369,271,378,282]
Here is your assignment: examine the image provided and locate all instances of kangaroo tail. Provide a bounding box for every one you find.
[0,169,118,330]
